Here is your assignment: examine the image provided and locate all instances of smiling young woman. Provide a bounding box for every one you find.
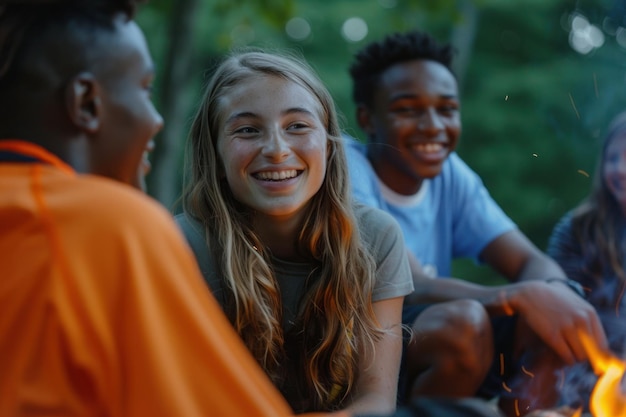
[175,50,414,415]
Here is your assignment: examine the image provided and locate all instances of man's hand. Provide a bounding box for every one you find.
[507,280,609,365]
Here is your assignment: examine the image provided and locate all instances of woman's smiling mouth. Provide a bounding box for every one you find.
[253,169,300,181]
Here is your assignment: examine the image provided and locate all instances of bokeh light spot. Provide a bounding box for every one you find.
[341,17,368,43]
[568,13,604,55]
[616,27,626,49]
[285,17,311,41]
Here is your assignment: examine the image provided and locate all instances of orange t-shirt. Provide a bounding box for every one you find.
[0,141,343,417]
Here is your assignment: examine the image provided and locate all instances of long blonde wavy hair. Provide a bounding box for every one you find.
[182,50,383,411]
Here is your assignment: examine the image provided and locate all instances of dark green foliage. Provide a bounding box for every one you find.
[456,0,626,282]
[138,0,626,284]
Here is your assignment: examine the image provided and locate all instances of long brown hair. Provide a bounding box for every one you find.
[571,111,626,309]
[181,50,383,411]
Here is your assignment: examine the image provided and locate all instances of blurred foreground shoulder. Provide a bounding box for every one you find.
[71,174,183,236]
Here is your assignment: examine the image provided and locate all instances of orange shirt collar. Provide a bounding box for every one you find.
[0,140,75,176]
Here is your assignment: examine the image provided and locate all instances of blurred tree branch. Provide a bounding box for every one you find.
[148,0,200,209]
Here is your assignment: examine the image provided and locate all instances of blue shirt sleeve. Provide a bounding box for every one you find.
[444,154,517,261]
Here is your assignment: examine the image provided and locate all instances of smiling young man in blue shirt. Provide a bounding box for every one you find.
[345,30,609,417]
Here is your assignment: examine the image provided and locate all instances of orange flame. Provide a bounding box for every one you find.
[579,330,626,417]
[590,360,626,417]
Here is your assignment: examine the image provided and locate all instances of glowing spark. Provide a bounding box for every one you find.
[569,93,580,119]
[505,95,509,101]
[502,382,512,393]
[521,365,535,378]
[577,169,590,177]
[499,290,514,316]
[514,399,520,416]
[532,153,538,157]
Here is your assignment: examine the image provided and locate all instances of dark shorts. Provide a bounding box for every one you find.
[398,303,519,405]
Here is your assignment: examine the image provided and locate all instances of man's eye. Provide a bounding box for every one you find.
[393,107,418,114]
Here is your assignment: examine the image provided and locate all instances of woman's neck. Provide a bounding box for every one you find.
[253,212,306,261]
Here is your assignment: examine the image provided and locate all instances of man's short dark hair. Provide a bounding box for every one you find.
[349,30,455,107]
[0,0,142,85]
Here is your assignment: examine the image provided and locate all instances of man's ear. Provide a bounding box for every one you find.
[356,104,375,136]
[65,72,101,134]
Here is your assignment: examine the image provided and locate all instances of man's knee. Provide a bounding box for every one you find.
[408,300,493,372]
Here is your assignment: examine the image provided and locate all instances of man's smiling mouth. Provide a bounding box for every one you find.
[412,142,447,153]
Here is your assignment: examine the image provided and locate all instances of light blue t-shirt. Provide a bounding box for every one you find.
[345,136,516,278]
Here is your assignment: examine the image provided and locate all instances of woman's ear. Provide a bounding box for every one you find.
[356,104,375,136]
[65,72,101,134]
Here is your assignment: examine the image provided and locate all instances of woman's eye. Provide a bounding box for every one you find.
[235,126,257,134]
[288,122,308,130]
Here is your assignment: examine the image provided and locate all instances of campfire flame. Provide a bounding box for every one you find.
[578,330,626,417]
[589,359,626,417]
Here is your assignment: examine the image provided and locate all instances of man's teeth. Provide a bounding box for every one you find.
[255,169,298,181]
[414,143,444,153]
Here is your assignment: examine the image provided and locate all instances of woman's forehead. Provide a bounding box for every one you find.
[218,74,324,119]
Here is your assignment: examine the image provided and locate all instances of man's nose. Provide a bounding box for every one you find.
[418,108,444,132]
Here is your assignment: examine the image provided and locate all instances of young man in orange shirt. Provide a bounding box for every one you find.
[0,1,305,416]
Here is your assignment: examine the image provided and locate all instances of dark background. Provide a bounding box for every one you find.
[137,0,626,284]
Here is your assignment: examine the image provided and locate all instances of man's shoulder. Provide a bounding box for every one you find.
[434,153,484,192]
[64,175,176,232]
[441,152,475,176]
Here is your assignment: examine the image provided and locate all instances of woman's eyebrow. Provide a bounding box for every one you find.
[224,111,258,125]
[282,107,315,117]
[224,107,316,126]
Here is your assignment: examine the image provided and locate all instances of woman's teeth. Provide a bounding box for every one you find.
[254,169,298,181]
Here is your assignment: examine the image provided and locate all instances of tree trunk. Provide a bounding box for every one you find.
[148,0,201,210]
[450,0,480,90]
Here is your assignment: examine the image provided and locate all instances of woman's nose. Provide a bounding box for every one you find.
[261,130,290,160]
